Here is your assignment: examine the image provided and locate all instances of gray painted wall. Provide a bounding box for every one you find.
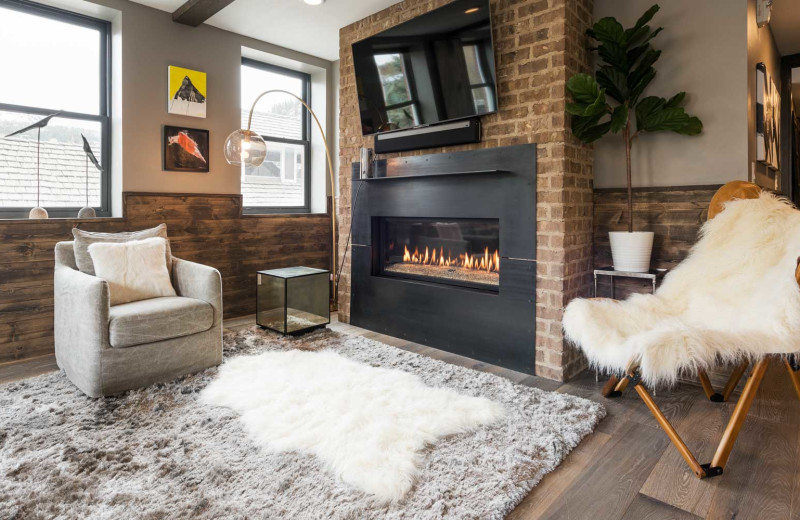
[41,0,334,215]
[592,0,748,189]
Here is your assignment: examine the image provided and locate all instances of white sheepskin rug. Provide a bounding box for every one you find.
[200,348,505,502]
[564,192,800,386]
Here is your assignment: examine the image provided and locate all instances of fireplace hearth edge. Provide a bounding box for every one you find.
[349,144,537,374]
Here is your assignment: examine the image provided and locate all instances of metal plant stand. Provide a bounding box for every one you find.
[593,267,668,299]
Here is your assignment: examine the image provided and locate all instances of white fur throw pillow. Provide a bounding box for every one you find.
[88,237,177,306]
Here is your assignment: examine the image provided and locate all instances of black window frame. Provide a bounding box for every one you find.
[0,0,112,219]
[241,58,312,214]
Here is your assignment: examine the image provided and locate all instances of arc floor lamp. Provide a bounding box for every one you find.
[224,90,338,305]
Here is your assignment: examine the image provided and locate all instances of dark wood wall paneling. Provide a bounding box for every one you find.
[593,185,721,299]
[0,192,331,364]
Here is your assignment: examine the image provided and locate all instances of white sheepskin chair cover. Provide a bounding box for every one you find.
[563,192,800,387]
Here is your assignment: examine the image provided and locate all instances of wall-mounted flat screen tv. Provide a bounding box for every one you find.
[352,0,497,136]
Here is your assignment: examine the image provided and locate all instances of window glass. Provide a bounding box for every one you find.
[0,6,102,115]
[0,2,109,216]
[240,61,309,210]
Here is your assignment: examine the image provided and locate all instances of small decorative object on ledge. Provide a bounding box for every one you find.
[5,110,62,219]
[78,134,101,218]
[257,267,330,335]
[566,4,703,272]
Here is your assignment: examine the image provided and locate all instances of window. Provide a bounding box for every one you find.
[462,44,496,115]
[374,53,419,130]
[241,59,311,213]
[0,0,111,218]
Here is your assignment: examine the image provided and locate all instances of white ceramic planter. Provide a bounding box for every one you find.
[609,231,654,273]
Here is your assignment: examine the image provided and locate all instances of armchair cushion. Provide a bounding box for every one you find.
[89,237,176,305]
[72,223,172,276]
[109,296,213,348]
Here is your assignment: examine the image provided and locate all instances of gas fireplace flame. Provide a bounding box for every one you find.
[402,245,500,272]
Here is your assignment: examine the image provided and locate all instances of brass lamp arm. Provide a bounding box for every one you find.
[246,89,338,305]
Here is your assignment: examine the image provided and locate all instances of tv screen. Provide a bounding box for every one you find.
[352,0,497,136]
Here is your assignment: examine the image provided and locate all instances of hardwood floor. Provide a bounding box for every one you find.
[2,315,798,519]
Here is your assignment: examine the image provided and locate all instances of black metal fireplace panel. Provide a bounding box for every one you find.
[350,144,537,374]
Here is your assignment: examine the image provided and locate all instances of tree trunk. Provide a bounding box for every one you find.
[623,121,633,233]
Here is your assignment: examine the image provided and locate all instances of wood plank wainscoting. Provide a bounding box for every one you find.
[0,192,331,365]
[593,185,722,300]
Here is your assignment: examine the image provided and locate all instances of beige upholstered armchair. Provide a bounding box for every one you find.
[54,241,223,397]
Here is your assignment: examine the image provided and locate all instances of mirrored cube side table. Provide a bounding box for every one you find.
[257,266,330,335]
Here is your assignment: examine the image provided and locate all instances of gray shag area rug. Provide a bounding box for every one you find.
[0,326,605,519]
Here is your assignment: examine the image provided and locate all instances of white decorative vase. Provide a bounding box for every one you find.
[609,231,654,273]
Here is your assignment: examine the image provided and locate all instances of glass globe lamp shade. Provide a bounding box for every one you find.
[224,129,267,167]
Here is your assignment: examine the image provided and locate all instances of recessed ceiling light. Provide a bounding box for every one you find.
[304,0,325,5]
[464,7,479,13]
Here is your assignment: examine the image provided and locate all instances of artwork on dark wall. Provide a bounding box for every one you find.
[163,126,210,173]
[756,62,780,171]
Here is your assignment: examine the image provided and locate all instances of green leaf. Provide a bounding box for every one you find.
[597,41,628,72]
[665,92,686,108]
[572,117,612,143]
[566,89,608,117]
[624,25,651,47]
[590,17,626,44]
[629,69,656,105]
[610,105,629,133]
[567,73,601,104]
[596,66,628,104]
[635,95,703,135]
[628,48,661,87]
[676,116,703,135]
[635,95,666,128]
[630,4,660,35]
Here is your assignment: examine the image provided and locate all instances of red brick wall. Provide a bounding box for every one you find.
[338,0,594,381]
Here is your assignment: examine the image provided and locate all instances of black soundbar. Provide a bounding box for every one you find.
[373,118,481,154]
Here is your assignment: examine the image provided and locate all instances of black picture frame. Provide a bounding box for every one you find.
[162,125,210,173]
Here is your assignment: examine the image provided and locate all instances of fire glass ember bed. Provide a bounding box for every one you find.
[376,217,500,291]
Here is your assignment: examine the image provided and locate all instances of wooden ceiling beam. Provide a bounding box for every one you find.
[172,0,237,27]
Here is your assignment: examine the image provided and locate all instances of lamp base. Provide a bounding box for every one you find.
[29,207,48,219]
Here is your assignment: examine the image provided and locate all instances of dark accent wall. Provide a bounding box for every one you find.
[0,193,330,364]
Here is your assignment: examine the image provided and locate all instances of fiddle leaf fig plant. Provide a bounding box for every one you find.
[567,4,702,232]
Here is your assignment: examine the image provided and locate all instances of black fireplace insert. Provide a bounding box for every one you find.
[377,217,500,291]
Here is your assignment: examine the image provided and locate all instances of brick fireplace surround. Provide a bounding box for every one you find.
[337,0,595,381]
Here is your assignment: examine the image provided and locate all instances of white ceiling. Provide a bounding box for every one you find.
[770,0,800,56]
[130,0,403,61]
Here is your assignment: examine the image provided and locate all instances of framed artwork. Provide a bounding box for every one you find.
[163,126,210,173]
[168,66,207,118]
[756,63,780,171]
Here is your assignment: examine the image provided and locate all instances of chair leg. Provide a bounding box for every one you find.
[721,360,750,402]
[708,358,770,472]
[698,369,724,402]
[785,354,800,402]
[631,374,708,478]
[601,375,621,398]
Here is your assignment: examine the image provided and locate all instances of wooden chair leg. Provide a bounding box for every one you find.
[708,358,770,472]
[601,375,621,398]
[785,355,800,402]
[721,360,750,402]
[698,369,723,402]
[631,374,707,478]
